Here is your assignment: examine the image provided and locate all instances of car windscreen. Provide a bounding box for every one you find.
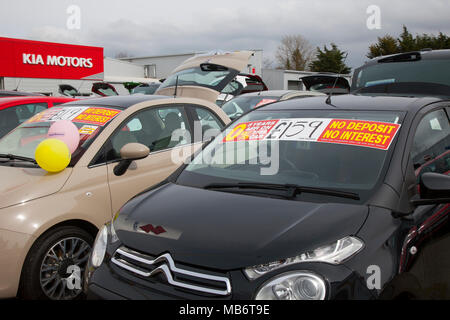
[352,58,450,90]
[222,96,279,120]
[158,66,239,93]
[92,83,118,96]
[0,106,122,166]
[302,76,350,91]
[177,109,404,203]
[132,84,160,95]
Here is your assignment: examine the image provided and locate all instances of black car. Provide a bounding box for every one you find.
[85,91,450,300]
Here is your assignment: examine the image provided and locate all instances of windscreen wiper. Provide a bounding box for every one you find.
[0,153,37,164]
[204,182,360,200]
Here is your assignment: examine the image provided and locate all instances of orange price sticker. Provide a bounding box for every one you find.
[73,107,121,126]
[223,120,279,142]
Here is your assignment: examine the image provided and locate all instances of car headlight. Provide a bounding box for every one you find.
[244,236,364,280]
[91,225,108,268]
[255,271,326,300]
[110,220,119,244]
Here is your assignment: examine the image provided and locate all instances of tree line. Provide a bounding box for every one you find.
[274,26,450,74]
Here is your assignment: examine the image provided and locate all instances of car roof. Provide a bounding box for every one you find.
[0,90,43,97]
[259,93,443,113]
[0,96,75,106]
[138,83,160,86]
[237,90,298,98]
[362,49,450,67]
[62,95,171,109]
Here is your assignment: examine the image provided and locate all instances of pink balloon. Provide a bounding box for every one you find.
[47,120,80,154]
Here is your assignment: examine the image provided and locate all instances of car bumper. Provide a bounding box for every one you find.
[0,229,34,298]
[87,257,375,300]
[86,261,233,300]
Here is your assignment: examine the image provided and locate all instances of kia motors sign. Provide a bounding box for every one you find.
[0,37,104,80]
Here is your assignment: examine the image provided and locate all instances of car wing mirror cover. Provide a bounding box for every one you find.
[411,172,450,206]
[114,143,150,176]
[120,143,150,160]
[420,172,450,198]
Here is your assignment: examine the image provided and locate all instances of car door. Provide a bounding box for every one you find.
[103,105,195,214]
[186,104,226,143]
[404,108,450,299]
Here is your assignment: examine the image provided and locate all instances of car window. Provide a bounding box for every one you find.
[222,96,280,120]
[178,110,404,204]
[353,58,450,90]
[0,108,21,138]
[105,106,190,162]
[0,103,48,138]
[52,102,68,107]
[412,109,450,180]
[158,66,238,93]
[192,107,224,141]
[15,103,48,123]
[221,79,243,95]
[97,87,118,96]
[131,84,160,95]
[1,106,120,166]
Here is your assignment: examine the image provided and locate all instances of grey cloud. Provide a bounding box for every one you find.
[2,0,449,69]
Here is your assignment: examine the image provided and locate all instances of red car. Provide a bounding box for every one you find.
[0,96,76,138]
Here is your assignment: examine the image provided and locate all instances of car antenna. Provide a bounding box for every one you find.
[222,92,230,106]
[325,52,349,107]
[174,75,179,98]
[14,78,22,91]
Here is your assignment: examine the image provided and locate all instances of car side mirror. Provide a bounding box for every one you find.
[113,143,150,176]
[411,172,450,205]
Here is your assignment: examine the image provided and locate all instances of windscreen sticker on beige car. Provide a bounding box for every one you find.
[27,106,121,126]
[79,125,99,135]
[73,107,121,126]
[223,118,401,150]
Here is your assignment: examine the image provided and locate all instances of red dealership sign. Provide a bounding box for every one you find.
[0,37,104,80]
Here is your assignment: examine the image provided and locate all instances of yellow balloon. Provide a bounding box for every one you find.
[35,138,71,173]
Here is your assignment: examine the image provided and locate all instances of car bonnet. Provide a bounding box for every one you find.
[113,182,368,270]
[0,165,72,210]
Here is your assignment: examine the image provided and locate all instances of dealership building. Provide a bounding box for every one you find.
[0,37,267,96]
[0,37,157,96]
[0,36,341,95]
[121,49,264,79]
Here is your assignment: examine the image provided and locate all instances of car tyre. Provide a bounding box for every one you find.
[19,226,94,300]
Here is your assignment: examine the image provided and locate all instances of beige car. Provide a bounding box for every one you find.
[0,51,253,300]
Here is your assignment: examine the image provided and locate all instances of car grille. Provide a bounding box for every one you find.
[111,246,232,296]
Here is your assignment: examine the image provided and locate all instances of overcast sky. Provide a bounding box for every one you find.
[1,0,449,69]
